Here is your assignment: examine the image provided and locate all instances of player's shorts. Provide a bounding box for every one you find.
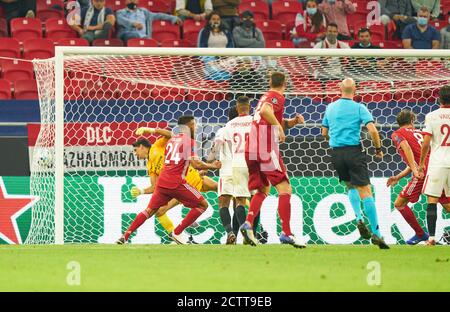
[400,176,424,203]
[329,145,370,186]
[148,183,205,210]
[423,167,450,199]
[245,150,289,191]
[218,167,251,198]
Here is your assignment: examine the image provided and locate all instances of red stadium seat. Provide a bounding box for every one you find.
[56,38,90,46]
[45,18,77,40]
[266,40,295,48]
[0,79,12,100]
[377,40,402,49]
[140,0,171,13]
[92,38,124,46]
[14,79,39,99]
[271,1,303,26]
[239,1,270,21]
[255,20,283,41]
[369,24,385,41]
[0,6,4,18]
[358,81,393,102]
[0,17,7,37]
[183,31,200,46]
[23,38,55,59]
[430,20,448,30]
[0,38,21,58]
[10,18,43,41]
[183,19,205,38]
[160,39,192,47]
[36,0,64,22]
[354,0,370,13]
[127,38,159,47]
[110,0,127,11]
[152,20,180,42]
[1,60,34,83]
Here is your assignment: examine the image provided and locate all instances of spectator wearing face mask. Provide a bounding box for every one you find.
[402,6,440,49]
[314,22,350,48]
[291,0,326,47]
[411,0,440,20]
[176,0,213,21]
[198,11,234,47]
[116,0,182,44]
[232,10,265,48]
[318,0,355,40]
[379,0,416,39]
[440,13,450,49]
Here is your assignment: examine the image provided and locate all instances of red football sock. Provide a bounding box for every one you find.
[399,205,424,237]
[278,193,292,236]
[124,210,150,241]
[174,208,206,235]
[246,192,267,227]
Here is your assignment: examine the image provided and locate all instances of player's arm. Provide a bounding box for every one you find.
[190,157,221,171]
[399,140,419,176]
[130,174,157,198]
[418,134,432,178]
[366,122,383,159]
[283,114,305,130]
[136,127,172,138]
[206,140,221,163]
[387,167,411,187]
[321,127,329,141]
[260,102,285,143]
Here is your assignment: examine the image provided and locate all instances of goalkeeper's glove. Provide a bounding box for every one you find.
[131,186,144,198]
[136,127,156,136]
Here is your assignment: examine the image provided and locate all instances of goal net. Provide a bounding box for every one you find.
[26,48,450,245]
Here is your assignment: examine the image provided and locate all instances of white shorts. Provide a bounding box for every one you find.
[218,167,251,198]
[423,167,450,198]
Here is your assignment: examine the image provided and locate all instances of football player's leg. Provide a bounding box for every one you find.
[234,197,247,233]
[345,182,363,222]
[423,168,447,244]
[394,190,426,242]
[201,176,218,192]
[154,199,180,234]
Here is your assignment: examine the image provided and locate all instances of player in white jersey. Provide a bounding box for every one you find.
[418,85,450,245]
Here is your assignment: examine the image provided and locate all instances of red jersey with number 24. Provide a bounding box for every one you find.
[157,133,196,189]
[391,127,429,169]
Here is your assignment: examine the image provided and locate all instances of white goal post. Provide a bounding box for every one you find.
[29,47,450,245]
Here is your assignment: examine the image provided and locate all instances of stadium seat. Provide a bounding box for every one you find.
[271,1,303,26]
[36,0,64,21]
[353,0,370,13]
[10,18,43,41]
[183,31,200,46]
[0,79,12,100]
[183,19,205,39]
[1,60,34,83]
[152,20,180,42]
[92,38,124,47]
[56,38,90,46]
[0,38,21,58]
[377,40,402,49]
[127,38,159,47]
[358,81,393,102]
[45,18,78,40]
[369,24,385,41]
[255,20,283,41]
[110,0,127,11]
[266,40,295,48]
[14,79,39,100]
[23,38,55,59]
[140,0,171,13]
[0,6,4,18]
[238,1,270,21]
[160,39,192,47]
[430,20,448,30]
[0,18,7,37]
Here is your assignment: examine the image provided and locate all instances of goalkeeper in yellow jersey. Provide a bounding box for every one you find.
[116,126,218,245]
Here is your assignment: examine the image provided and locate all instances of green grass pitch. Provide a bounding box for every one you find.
[1,244,449,291]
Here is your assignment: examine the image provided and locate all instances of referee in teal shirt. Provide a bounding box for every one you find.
[321,78,389,249]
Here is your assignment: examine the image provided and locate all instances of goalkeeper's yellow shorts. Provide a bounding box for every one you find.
[185,168,203,192]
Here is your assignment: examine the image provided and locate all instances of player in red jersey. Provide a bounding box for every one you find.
[387,110,449,244]
[240,72,306,248]
[122,115,221,244]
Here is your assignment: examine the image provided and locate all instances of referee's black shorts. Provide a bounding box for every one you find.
[329,145,370,186]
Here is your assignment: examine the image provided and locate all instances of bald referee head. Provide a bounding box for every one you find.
[320,77,389,249]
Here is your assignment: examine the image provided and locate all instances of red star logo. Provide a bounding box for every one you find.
[0,178,38,244]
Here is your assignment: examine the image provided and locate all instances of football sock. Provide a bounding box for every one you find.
[157,213,175,234]
[232,211,240,236]
[219,207,233,234]
[362,197,381,237]
[278,193,292,236]
[398,205,424,237]
[234,205,246,234]
[426,203,437,237]
[253,212,260,233]
[246,192,267,227]
[348,188,363,221]
[174,208,206,235]
[124,210,150,241]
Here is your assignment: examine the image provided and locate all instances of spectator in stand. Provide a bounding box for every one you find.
[440,14,450,49]
[0,0,35,23]
[314,22,350,48]
[77,0,90,9]
[198,11,234,47]
[379,0,416,39]
[116,0,181,44]
[352,28,381,49]
[176,0,213,21]
[318,0,355,40]
[233,10,265,48]
[212,0,240,31]
[411,0,440,20]
[402,6,440,49]
[70,0,116,45]
[291,0,326,47]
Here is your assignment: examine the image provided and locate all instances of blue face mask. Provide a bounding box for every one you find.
[307,7,317,15]
[417,17,428,26]
[328,0,336,4]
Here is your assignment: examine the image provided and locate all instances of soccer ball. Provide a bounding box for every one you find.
[36,149,54,169]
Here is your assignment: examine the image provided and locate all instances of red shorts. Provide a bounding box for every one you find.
[147,183,204,210]
[245,151,289,191]
[400,176,450,204]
